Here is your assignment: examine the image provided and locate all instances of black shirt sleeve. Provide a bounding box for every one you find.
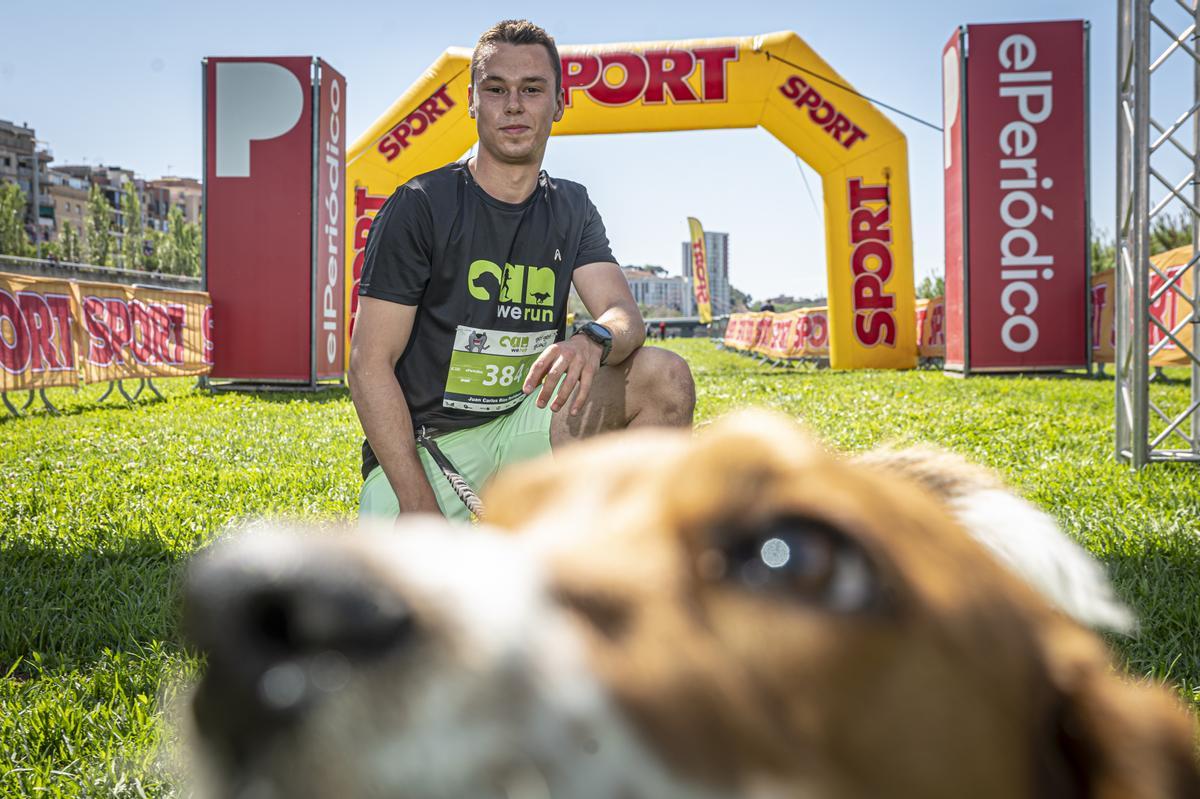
[575,193,617,269]
[358,185,434,304]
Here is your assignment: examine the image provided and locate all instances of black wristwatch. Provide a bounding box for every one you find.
[576,321,613,365]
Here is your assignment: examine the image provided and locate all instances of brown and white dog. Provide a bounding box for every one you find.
[183,412,1200,799]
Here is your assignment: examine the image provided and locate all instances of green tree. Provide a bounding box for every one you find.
[730,284,752,312]
[59,220,82,262]
[161,206,201,276]
[916,273,945,299]
[41,237,62,261]
[142,228,166,272]
[1090,228,1116,274]
[85,183,113,266]
[1150,208,1193,255]
[120,182,144,270]
[0,181,33,257]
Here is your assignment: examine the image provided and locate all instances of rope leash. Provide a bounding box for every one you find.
[416,425,485,519]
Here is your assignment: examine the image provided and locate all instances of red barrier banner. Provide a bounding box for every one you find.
[917,297,947,359]
[0,273,78,391]
[725,308,830,358]
[76,282,213,383]
[762,311,800,359]
[947,21,1089,372]
[1090,270,1115,364]
[1089,246,1197,366]
[793,308,829,357]
[0,272,212,392]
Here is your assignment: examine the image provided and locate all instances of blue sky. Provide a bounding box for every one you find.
[2,0,1141,299]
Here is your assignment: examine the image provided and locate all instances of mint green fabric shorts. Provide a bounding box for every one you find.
[358,391,554,522]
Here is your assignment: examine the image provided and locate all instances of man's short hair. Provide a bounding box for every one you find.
[471,19,562,94]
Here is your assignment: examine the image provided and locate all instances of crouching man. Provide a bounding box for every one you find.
[348,19,695,520]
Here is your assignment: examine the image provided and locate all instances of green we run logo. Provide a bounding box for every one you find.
[468,260,556,323]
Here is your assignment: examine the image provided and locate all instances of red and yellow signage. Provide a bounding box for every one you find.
[204,56,345,384]
[1090,245,1197,366]
[916,297,946,359]
[726,298,942,361]
[943,22,1089,372]
[0,274,78,391]
[687,217,713,324]
[347,32,916,370]
[0,272,212,393]
[723,307,829,359]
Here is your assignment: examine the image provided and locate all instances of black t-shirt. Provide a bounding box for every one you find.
[358,160,616,478]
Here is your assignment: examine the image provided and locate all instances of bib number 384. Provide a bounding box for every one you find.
[444,325,556,413]
[482,362,526,387]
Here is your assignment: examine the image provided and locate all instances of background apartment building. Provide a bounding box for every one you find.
[148,176,202,225]
[621,265,693,315]
[0,119,53,243]
[2,118,203,262]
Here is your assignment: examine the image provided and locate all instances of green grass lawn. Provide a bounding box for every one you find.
[2,339,1198,796]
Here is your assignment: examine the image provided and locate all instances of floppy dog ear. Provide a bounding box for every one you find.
[1034,635,1200,799]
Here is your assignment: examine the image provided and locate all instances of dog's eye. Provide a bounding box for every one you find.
[705,518,879,613]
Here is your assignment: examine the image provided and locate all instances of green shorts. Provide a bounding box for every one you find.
[359,390,554,522]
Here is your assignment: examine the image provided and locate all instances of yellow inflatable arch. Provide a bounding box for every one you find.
[345,31,915,370]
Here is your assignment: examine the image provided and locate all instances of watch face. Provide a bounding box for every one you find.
[588,323,612,343]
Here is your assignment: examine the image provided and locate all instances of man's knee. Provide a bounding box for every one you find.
[629,346,695,425]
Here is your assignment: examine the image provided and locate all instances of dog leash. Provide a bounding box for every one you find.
[416,425,485,519]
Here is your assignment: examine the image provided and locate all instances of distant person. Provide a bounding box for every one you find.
[349,19,696,521]
[658,320,667,340]
[760,302,776,313]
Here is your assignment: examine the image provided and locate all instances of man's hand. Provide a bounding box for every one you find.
[522,334,603,415]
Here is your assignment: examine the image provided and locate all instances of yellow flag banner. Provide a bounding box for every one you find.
[0,272,80,392]
[687,217,713,324]
[1090,245,1197,366]
[0,272,212,393]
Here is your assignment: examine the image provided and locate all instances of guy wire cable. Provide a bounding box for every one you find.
[761,50,943,133]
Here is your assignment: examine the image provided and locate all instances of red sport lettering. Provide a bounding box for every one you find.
[17,291,71,372]
[929,303,945,346]
[563,46,738,108]
[202,305,215,365]
[695,46,737,101]
[104,298,132,364]
[376,85,456,162]
[1090,283,1107,351]
[589,53,649,106]
[350,187,390,339]
[0,289,31,375]
[779,75,870,150]
[847,177,897,347]
[562,55,602,108]
[83,296,113,366]
[643,50,699,104]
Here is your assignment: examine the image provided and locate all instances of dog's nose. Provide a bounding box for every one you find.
[183,539,415,757]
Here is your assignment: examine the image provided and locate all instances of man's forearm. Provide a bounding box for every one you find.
[593,301,645,365]
[348,363,441,514]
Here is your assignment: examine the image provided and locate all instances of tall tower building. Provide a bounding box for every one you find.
[681,230,730,316]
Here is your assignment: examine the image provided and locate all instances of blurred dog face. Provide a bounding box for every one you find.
[183,413,1199,799]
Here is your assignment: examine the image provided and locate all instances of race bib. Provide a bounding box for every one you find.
[444,325,557,412]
